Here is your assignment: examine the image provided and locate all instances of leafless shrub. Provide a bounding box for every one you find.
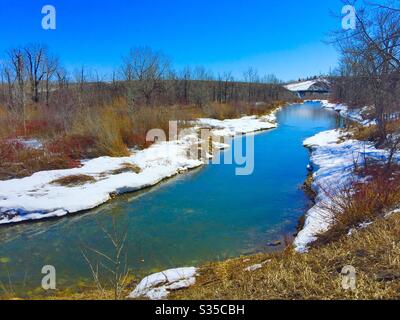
[80,215,131,300]
[313,162,400,246]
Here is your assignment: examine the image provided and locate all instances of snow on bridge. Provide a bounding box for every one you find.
[284,79,331,97]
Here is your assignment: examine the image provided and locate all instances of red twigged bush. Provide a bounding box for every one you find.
[25,119,50,137]
[46,134,97,160]
[0,140,25,163]
[0,139,80,180]
[14,119,63,138]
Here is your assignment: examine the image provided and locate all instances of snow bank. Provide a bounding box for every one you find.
[294,129,394,252]
[320,100,374,125]
[196,112,277,137]
[0,134,203,225]
[0,112,278,225]
[127,267,197,300]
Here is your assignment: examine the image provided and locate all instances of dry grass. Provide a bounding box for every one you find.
[301,172,317,200]
[0,105,9,139]
[351,124,380,142]
[386,119,400,133]
[50,174,96,187]
[351,119,400,142]
[201,100,284,120]
[110,163,142,175]
[313,164,400,246]
[72,104,131,157]
[169,212,400,300]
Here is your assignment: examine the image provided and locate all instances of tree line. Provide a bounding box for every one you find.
[0,45,294,134]
[330,0,400,143]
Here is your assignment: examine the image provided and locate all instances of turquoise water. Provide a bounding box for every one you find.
[0,102,341,291]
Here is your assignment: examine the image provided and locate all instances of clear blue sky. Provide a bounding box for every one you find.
[0,0,345,81]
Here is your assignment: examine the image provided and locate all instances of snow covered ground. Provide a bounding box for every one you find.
[320,100,375,126]
[294,125,399,252]
[196,112,277,137]
[0,112,278,225]
[127,267,197,300]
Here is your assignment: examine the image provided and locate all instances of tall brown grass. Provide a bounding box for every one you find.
[313,164,400,246]
[352,119,400,143]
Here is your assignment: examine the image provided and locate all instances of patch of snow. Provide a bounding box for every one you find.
[384,208,400,218]
[127,267,197,300]
[303,129,342,148]
[196,112,277,137]
[19,139,43,149]
[319,100,375,126]
[346,209,400,235]
[347,221,373,236]
[244,260,271,272]
[7,138,43,149]
[285,79,330,92]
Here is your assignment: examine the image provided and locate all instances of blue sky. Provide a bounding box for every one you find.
[0,0,344,81]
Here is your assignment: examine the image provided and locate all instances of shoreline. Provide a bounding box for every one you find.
[0,107,283,226]
[293,100,398,252]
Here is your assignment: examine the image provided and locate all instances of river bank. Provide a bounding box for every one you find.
[168,208,400,300]
[294,101,399,252]
[0,109,281,225]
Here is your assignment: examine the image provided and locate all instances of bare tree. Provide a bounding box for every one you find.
[191,66,212,107]
[331,0,400,143]
[243,67,259,103]
[179,66,192,104]
[24,44,47,103]
[43,54,59,106]
[122,47,171,106]
[7,48,27,133]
